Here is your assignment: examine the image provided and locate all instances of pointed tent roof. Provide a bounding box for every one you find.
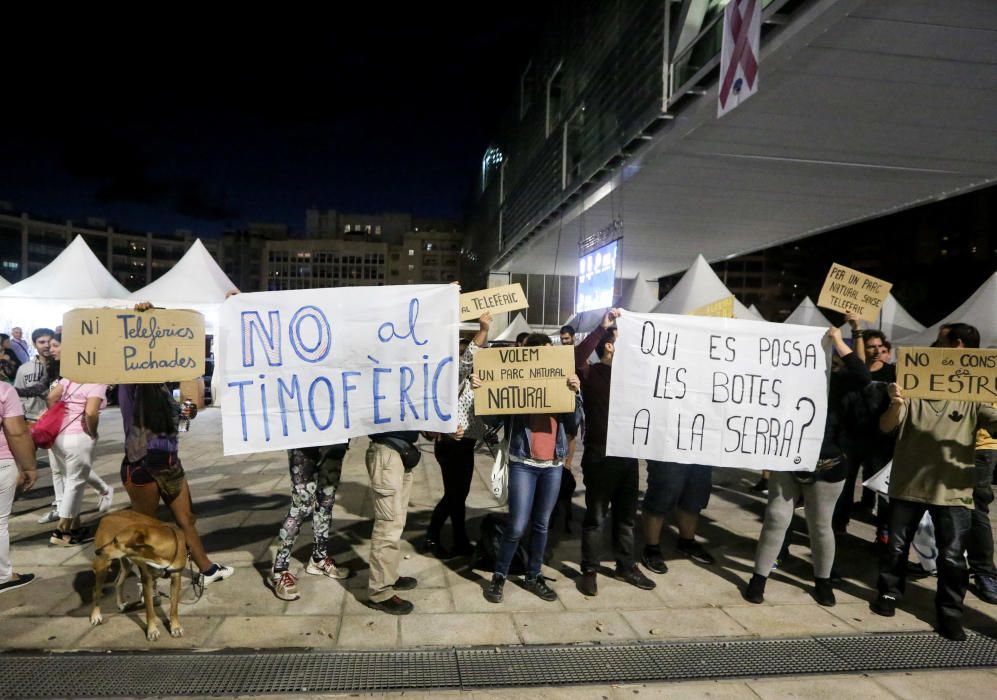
[748,303,766,321]
[649,255,754,319]
[0,275,9,289]
[836,293,925,341]
[0,235,129,300]
[130,239,238,305]
[784,297,833,328]
[494,312,532,342]
[896,272,997,348]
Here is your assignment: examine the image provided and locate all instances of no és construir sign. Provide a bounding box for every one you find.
[60,308,205,384]
[897,346,997,402]
[219,284,459,455]
[607,311,829,471]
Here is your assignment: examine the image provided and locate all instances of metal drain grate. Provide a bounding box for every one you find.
[2,632,996,698]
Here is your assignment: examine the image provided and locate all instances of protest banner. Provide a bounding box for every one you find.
[61,308,205,384]
[896,346,997,402]
[219,284,458,455]
[460,283,528,321]
[473,345,575,415]
[607,311,828,471]
[817,263,891,322]
[689,296,735,318]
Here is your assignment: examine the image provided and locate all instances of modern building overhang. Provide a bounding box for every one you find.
[493,0,997,279]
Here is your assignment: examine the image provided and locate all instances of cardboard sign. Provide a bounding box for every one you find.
[607,312,829,471]
[219,284,458,455]
[473,345,575,415]
[689,296,735,318]
[896,346,997,402]
[61,308,205,384]
[817,263,892,322]
[460,283,528,321]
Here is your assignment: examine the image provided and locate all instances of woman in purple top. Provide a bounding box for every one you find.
[118,382,233,586]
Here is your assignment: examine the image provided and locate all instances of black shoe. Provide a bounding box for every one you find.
[616,565,655,590]
[522,574,558,602]
[367,595,414,615]
[937,616,967,642]
[813,578,836,607]
[578,571,598,597]
[750,477,768,494]
[391,576,418,591]
[870,593,897,617]
[423,538,452,559]
[451,542,475,558]
[829,567,843,584]
[743,574,766,604]
[0,573,35,594]
[640,550,669,575]
[677,539,715,564]
[484,574,505,603]
[973,574,997,604]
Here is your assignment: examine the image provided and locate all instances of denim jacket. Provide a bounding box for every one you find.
[503,393,583,463]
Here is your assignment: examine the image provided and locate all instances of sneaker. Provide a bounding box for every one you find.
[615,565,656,591]
[750,477,768,494]
[743,574,766,604]
[522,574,558,602]
[813,578,836,607]
[870,593,897,617]
[200,563,234,586]
[305,557,351,579]
[973,574,997,604]
[367,594,414,615]
[36,508,59,524]
[391,576,418,591]
[937,616,967,642]
[484,574,505,604]
[640,550,669,575]
[268,570,301,601]
[0,573,35,594]
[97,487,114,514]
[677,539,715,565]
[579,571,598,597]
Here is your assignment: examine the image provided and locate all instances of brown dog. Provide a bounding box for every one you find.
[89,510,188,641]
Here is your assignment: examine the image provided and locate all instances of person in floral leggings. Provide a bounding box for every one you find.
[268,443,352,600]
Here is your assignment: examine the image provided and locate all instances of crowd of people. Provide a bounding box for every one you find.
[0,309,994,644]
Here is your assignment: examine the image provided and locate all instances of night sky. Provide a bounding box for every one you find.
[0,8,549,236]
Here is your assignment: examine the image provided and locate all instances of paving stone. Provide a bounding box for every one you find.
[0,616,92,650]
[208,615,341,648]
[77,613,224,650]
[400,612,519,647]
[722,603,854,637]
[747,675,897,699]
[620,607,751,640]
[513,610,637,644]
[337,614,400,649]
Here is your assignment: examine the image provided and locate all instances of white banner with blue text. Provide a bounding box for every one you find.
[607,311,828,471]
[220,285,459,455]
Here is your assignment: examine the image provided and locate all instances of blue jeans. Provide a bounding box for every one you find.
[495,461,562,578]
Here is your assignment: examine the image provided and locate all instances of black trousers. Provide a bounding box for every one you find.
[967,450,997,577]
[580,445,638,572]
[878,498,972,622]
[428,438,476,548]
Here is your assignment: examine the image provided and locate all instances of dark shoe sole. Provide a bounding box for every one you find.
[392,577,418,591]
[366,600,414,615]
[640,557,669,575]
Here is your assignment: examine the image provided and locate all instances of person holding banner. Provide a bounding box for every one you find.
[744,326,870,608]
[872,324,997,641]
[0,381,38,593]
[483,333,582,605]
[425,312,492,559]
[573,310,656,596]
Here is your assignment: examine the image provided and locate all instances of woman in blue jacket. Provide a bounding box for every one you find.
[484,333,582,604]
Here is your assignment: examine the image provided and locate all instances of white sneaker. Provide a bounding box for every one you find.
[97,487,114,514]
[199,564,234,586]
[36,508,59,524]
[268,570,301,601]
[305,556,351,579]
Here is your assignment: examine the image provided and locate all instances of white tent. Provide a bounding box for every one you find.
[0,235,130,330]
[649,254,755,319]
[836,293,925,341]
[896,272,997,348]
[129,239,238,333]
[0,275,9,290]
[748,303,766,321]
[494,312,532,343]
[784,297,833,328]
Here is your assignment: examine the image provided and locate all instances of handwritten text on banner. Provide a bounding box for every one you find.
[473,345,575,415]
[817,263,891,322]
[220,285,458,455]
[61,308,205,384]
[607,312,829,471]
[897,346,997,402]
[459,283,528,321]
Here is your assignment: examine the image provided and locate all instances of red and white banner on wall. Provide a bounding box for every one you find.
[718,0,761,118]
